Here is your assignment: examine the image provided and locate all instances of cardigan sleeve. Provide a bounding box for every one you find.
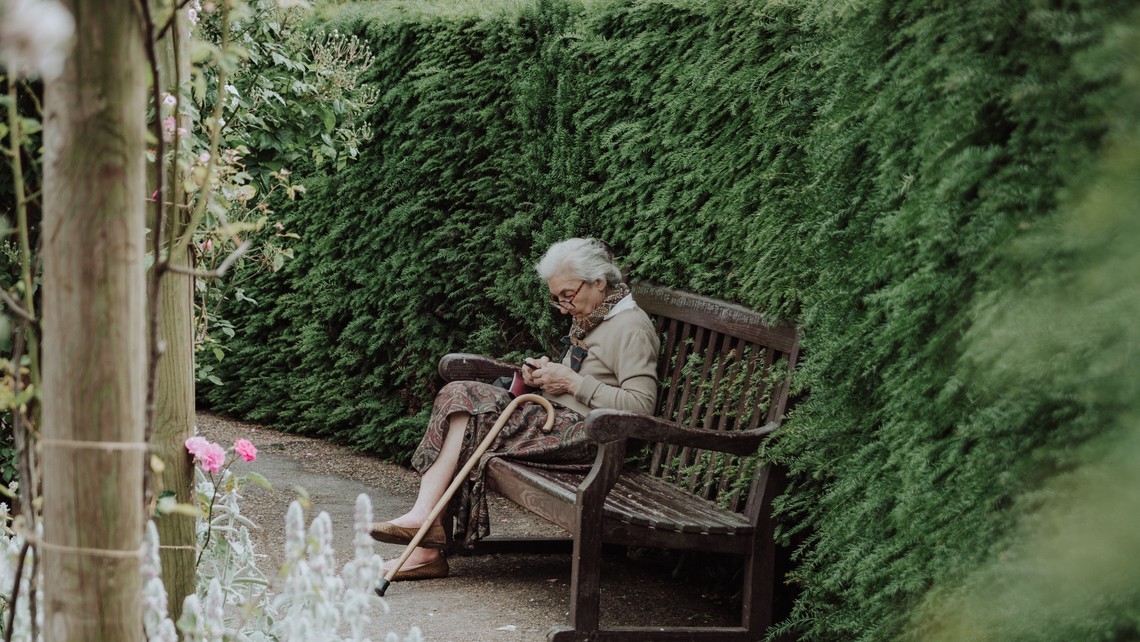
[574,314,659,415]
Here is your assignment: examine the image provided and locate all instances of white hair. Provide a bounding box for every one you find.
[535,237,622,286]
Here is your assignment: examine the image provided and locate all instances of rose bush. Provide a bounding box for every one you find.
[1,436,422,641]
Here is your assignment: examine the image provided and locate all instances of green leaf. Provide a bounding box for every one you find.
[157,496,203,518]
[245,471,273,490]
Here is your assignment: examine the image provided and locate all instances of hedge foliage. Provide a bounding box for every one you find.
[201,0,1140,639]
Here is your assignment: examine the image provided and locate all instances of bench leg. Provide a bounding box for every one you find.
[741,533,774,636]
[562,442,625,638]
[566,488,605,634]
[741,464,787,635]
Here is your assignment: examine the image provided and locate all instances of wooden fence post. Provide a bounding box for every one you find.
[150,3,198,622]
[40,0,147,639]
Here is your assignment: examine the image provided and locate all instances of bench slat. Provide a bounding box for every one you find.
[485,458,751,536]
[616,471,748,534]
[714,337,747,433]
[655,320,708,477]
[676,327,721,487]
[753,344,780,430]
[634,282,798,353]
[701,336,750,500]
[652,319,694,475]
[663,323,710,476]
[684,330,733,496]
[610,477,712,533]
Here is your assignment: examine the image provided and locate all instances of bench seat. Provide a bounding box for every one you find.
[487,457,754,553]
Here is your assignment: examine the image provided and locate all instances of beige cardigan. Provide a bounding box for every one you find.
[544,305,660,417]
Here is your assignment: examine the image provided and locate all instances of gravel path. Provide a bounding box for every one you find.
[196,412,739,641]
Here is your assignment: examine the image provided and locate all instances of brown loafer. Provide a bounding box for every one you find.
[370,521,447,548]
[388,555,449,581]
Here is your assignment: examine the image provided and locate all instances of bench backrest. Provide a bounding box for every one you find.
[633,282,800,514]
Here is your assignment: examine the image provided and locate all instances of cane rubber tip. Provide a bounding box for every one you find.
[375,579,391,597]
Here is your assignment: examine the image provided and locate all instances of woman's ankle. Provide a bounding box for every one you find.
[388,513,435,529]
[385,547,441,569]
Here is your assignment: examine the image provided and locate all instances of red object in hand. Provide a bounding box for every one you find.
[509,370,535,397]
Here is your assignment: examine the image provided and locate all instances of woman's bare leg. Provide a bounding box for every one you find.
[383,411,468,568]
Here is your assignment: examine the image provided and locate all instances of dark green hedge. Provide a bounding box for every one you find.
[200,0,1140,639]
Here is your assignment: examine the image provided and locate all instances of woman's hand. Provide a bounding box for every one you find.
[530,361,582,396]
[520,356,550,387]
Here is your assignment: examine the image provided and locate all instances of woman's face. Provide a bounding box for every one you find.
[547,273,606,319]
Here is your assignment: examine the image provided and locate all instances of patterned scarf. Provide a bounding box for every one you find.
[567,282,631,347]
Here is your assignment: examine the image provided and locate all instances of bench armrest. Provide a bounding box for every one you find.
[438,353,518,382]
[583,408,778,457]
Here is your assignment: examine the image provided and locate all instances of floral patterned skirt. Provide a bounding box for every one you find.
[410,380,593,548]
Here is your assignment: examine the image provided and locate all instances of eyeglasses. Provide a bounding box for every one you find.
[549,280,586,309]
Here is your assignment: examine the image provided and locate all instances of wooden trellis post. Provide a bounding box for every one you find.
[150,3,198,622]
[40,0,147,639]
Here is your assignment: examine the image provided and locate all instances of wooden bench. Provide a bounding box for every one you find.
[438,282,800,641]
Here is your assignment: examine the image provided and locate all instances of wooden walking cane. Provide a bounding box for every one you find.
[376,392,555,596]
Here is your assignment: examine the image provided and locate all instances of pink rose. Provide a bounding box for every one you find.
[185,436,209,458]
[185,436,226,474]
[201,444,225,473]
[234,438,257,463]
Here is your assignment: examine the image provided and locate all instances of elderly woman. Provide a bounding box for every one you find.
[371,237,660,580]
